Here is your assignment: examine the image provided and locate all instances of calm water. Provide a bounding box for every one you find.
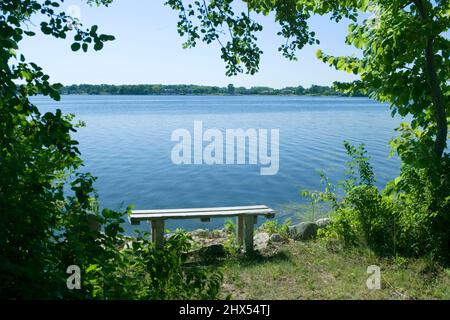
[33,95,403,233]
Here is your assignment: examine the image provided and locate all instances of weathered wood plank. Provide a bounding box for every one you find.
[132,205,268,215]
[129,208,274,224]
[151,219,165,249]
[243,215,254,252]
[236,215,244,246]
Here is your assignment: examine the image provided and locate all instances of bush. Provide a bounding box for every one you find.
[346,185,398,256]
[312,142,450,264]
[81,229,223,300]
[259,219,291,238]
[392,161,450,260]
[0,178,223,300]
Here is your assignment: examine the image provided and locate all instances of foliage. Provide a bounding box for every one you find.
[0,0,221,299]
[258,219,291,238]
[221,225,239,255]
[0,0,114,298]
[300,175,335,222]
[221,219,242,254]
[390,160,450,260]
[59,83,355,96]
[312,142,450,263]
[224,219,236,234]
[81,229,223,300]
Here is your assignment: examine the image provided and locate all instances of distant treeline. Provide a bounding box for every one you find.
[59,84,366,96]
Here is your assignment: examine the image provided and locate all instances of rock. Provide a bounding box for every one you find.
[199,244,226,257]
[289,222,318,241]
[315,218,332,229]
[191,228,210,238]
[269,233,285,243]
[210,229,227,239]
[254,232,270,250]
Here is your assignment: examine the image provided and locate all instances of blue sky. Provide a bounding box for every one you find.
[20,0,360,88]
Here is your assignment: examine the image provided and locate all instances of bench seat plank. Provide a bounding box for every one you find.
[131,205,269,215]
[128,205,275,252]
[129,208,274,223]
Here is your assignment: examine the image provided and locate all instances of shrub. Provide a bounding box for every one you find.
[81,229,223,300]
[312,142,450,264]
[391,160,450,260]
[259,219,291,238]
[223,219,236,234]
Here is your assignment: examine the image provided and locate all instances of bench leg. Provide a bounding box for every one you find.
[236,216,244,246]
[151,219,165,249]
[243,215,254,253]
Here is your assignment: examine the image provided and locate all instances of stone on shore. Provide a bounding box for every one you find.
[315,218,332,229]
[254,232,270,250]
[288,222,318,241]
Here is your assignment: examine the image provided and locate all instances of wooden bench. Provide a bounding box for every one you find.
[129,205,275,251]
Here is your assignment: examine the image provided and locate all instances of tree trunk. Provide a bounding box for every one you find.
[415,0,447,157]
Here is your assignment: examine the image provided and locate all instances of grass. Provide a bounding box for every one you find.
[215,241,450,300]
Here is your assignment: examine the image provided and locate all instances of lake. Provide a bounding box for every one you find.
[33,95,403,233]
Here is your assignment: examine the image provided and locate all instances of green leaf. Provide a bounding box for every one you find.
[94,42,104,51]
[71,42,81,51]
[89,25,98,37]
